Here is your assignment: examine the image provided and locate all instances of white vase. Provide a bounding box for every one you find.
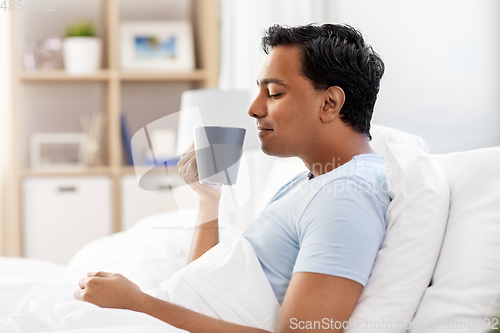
[63,37,102,75]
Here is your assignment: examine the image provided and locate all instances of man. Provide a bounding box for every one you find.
[75,23,388,332]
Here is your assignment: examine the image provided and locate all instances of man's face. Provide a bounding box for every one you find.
[248,45,324,157]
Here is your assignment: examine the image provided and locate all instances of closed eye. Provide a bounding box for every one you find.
[268,93,282,98]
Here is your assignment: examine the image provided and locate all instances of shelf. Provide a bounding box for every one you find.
[20,166,179,177]
[19,70,111,82]
[121,166,139,174]
[20,167,112,177]
[119,69,207,81]
[19,69,208,82]
[121,165,178,175]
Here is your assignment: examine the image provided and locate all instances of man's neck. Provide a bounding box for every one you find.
[301,133,374,178]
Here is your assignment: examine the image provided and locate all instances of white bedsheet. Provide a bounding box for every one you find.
[0,211,195,332]
[0,230,280,332]
[0,258,65,284]
[0,280,185,333]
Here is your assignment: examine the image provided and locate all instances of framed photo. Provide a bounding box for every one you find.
[31,133,88,169]
[120,21,195,71]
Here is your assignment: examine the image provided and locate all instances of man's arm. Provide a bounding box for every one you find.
[177,145,222,262]
[188,198,220,262]
[138,271,362,333]
[132,291,269,333]
[276,272,363,332]
[76,271,361,333]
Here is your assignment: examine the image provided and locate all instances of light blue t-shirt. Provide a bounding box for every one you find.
[243,154,390,305]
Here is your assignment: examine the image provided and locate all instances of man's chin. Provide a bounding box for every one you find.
[260,144,294,158]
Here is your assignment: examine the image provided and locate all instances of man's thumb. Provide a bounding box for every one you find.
[87,271,109,277]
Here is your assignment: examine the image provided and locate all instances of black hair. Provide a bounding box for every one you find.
[262,23,384,138]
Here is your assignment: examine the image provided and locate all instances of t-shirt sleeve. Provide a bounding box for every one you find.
[292,179,387,286]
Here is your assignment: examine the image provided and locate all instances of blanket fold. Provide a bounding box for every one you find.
[147,233,281,331]
[1,233,280,332]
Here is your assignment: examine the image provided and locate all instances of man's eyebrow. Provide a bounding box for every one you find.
[256,78,289,88]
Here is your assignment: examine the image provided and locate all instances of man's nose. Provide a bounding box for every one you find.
[248,95,266,119]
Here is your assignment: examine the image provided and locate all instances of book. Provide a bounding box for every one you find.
[120,113,133,165]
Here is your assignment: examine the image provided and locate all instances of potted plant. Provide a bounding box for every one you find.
[63,21,101,75]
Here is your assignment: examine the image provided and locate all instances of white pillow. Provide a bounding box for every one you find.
[410,147,500,333]
[370,124,430,155]
[346,143,450,333]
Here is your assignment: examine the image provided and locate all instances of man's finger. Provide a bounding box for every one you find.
[92,271,110,277]
[78,276,89,289]
[187,158,198,176]
[179,154,196,176]
[74,287,84,301]
[177,149,196,169]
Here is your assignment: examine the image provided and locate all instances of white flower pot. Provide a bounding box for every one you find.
[63,37,102,75]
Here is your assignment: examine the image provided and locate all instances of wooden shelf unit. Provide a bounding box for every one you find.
[120,69,207,81]
[3,0,220,257]
[19,167,113,178]
[19,69,208,82]
[19,70,112,81]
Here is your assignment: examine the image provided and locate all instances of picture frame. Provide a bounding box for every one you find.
[31,133,88,169]
[120,21,195,71]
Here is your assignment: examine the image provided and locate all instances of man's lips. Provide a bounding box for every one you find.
[258,127,273,138]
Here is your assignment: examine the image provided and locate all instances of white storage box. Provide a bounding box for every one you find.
[23,176,113,264]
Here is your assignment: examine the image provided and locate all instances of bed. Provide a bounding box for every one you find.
[4,124,498,333]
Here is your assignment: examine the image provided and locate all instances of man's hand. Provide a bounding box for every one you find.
[178,143,222,262]
[74,271,145,311]
[178,143,222,203]
[74,272,269,333]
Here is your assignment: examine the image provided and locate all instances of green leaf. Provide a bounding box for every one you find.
[66,20,96,37]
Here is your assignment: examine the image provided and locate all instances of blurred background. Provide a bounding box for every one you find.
[0,0,499,263]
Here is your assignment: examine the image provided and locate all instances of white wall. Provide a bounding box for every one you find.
[336,0,500,153]
[220,0,500,154]
[219,0,339,94]
[0,11,12,255]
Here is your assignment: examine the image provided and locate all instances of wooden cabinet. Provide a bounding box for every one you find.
[4,0,219,257]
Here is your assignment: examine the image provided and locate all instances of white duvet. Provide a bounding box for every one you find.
[0,280,181,333]
[0,212,281,333]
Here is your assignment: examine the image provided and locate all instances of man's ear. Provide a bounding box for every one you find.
[319,86,345,123]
